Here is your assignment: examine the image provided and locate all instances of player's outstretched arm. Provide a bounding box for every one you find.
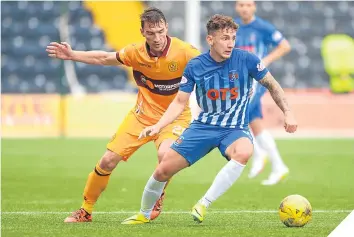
[46,42,121,66]
[258,72,297,133]
[139,91,191,139]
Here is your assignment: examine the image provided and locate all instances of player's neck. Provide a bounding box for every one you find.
[209,50,227,63]
[149,36,169,57]
[241,15,256,25]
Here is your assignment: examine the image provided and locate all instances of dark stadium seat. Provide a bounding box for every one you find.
[2,1,354,93]
[1,1,129,93]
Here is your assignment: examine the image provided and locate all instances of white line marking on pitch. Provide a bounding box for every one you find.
[1,210,352,215]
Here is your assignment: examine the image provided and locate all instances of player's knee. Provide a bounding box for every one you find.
[227,141,253,165]
[229,149,253,165]
[99,150,123,171]
[154,164,172,182]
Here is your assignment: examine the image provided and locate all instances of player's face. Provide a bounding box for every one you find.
[235,1,256,21]
[141,20,169,54]
[208,28,236,61]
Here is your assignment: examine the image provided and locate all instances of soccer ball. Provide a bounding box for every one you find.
[279,194,312,227]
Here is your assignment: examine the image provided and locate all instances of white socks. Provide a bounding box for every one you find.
[255,130,286,171]
[140,175,167,219]
[252,139,267,164]
[199,159,245,208]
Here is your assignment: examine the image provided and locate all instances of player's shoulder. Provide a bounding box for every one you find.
[121,41,145,53]
[186,51,209,66]
[231,48,253,59]
[253,17,276,31]
[171,37,198,50]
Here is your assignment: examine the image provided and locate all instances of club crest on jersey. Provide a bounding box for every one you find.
[168,61,179,72]
[174,136,184,146]
[228,70,239,82]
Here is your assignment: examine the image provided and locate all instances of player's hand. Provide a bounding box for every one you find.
[139,125,161,140]
[46,42,74,60]
[284,111,297,133]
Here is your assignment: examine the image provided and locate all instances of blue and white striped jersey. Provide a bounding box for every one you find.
[234,16,284,100]
[179,49,268,129]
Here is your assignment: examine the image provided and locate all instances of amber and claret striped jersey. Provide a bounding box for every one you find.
[116,36,200,124]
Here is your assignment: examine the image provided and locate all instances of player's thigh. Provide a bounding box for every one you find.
[154,148,190,181]
[155,118,190,162]
[107,111,152,161]
[219,129,254,165]
[170,121,219,166]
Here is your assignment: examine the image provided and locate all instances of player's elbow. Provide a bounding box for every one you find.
[100,52,117,66]
[281,40,292,54]
[174,92,189,109]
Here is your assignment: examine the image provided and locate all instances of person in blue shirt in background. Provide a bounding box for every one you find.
[122,14,297,224]
[234,0,292,185]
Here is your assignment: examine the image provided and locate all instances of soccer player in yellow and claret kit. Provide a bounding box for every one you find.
[46,7,200,222]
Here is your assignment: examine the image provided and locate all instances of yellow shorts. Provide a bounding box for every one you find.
[107,110,190,161]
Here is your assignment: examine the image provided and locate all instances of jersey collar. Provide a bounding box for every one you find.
[145,36,171,58]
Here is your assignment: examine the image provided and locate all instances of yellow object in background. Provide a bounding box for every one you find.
[1,94,61,137]
[64,93,136,137]
[321,34,354,93]
[83,1,146,86]
[83,1,145,50]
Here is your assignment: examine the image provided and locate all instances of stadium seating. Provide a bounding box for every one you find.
[2,1,354,93]
[1,1,129,93]
[200,1,354,88]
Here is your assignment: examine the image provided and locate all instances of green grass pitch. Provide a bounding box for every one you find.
[2,138,354,237]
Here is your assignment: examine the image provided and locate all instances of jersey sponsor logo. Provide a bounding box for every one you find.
[133,70,181,95]
[168,61,179,72]
[138,62,152,68]
[207,87,239,100]
[228,70,239,82]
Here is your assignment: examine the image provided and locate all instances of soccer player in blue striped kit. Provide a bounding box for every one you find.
[122,14,297,224]
[234,0,292,185]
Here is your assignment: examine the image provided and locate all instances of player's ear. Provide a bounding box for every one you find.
[140,28,144,36]
[206,35,213,46]
[165,22,169,32]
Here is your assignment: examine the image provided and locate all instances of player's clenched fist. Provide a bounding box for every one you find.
[46,42,73,60]
[284,111,297,133]
[139,125,161,139]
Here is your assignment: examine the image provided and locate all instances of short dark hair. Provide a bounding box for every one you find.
[206,14,239,35]
[140,7,167,28]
